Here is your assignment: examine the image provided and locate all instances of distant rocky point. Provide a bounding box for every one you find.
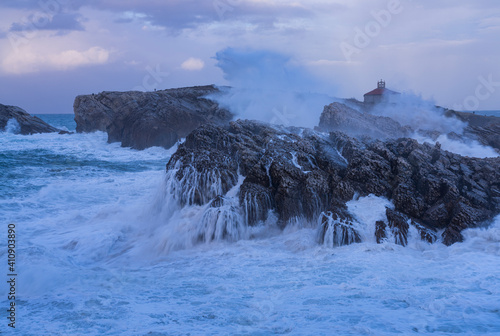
[0,104,62,134]
[319,101,500,154]
[73,85,232,150]
[446,110,500,151]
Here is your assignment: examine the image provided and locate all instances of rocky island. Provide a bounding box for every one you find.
[0,103,62,134]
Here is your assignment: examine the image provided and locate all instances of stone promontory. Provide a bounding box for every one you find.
[165,119,500,246]
[73,85,232,150]
[0,104,61,134]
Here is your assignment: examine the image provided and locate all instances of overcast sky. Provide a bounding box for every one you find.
[0,0,499,114]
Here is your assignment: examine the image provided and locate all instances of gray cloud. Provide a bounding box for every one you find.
[0,0,337,34]
[9,12,85,32]
[1,0,43,9]
[88,0,315,30]
[1,0,86,10]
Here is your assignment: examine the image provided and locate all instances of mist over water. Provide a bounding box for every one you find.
[371,93,467,134]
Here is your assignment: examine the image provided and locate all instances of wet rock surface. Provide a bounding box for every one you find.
[166,119,500,246]
[73,85,232,149]
[0,104,61,134]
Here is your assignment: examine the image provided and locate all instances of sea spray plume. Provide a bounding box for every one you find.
[215,48,293,90]
[413,133,499,158]
[369,92,467,134]
[366,93,498,157]
[210,47,337,128]
[4,118,20,134]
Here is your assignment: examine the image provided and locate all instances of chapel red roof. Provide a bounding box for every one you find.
[364,87,400,96]
[364,80,400,96]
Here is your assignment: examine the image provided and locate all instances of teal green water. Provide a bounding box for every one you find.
[35,113,77,131]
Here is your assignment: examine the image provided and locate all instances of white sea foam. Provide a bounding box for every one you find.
[1,124,499,335]
[414,133,499,158]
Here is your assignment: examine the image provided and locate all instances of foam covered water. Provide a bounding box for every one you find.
[1,115,499,335]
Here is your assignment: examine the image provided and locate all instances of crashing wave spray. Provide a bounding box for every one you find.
[317,194,439,248]
[210,47,338,128]
[369,93,499,158]
[145,165,248,253]
[370,93,467,134]
[4,118,21,134]
[318,212,361,248]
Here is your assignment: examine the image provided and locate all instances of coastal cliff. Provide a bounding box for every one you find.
[73,85,232,150]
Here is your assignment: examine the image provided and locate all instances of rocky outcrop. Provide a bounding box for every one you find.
[0,104,61,134]
[454,111,500,151]
[317,102,411,140]
[438,110,500,152]
[318,103,500,155]
[165,119,500,246]
[73,85,232,150]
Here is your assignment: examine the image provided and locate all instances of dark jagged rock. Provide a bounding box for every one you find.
[375,220,387,243]
[0,104,60,134]
[413,221,438,244]
[73,85,233,150]
[166,119,500,246]
[379,209,437,246]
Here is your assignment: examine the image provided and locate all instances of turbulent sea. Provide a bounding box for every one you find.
[1,114,500,335]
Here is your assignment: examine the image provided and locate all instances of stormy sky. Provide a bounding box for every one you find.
[0,0,499,114]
